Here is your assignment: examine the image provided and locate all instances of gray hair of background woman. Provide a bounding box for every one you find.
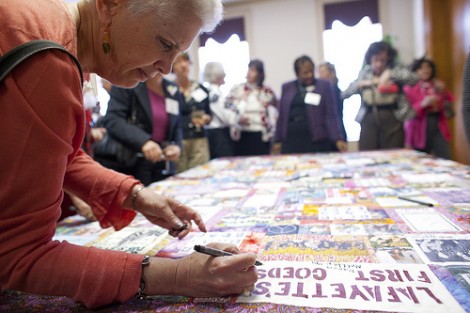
[126,0,223,33]
[203,62,225,84]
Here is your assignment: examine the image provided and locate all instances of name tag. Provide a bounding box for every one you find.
[191,88,208,102]
[305,92,321,106]
[165,98,179,115]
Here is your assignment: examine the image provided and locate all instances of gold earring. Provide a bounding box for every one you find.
[102,21,111,54]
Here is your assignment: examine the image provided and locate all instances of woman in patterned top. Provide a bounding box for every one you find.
[226,59,278,156]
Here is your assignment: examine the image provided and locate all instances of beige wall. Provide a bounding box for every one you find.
[421,0,470,164]
[205,0,421,97]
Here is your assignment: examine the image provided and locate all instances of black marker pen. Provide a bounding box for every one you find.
[398,196,434,207]
[194,245,263,266]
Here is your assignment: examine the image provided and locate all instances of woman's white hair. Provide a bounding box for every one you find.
[203,62,225,83]
[126,0,223,33]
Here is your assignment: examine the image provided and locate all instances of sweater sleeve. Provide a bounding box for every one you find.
[64,150,139,230]
[0,49,142,308]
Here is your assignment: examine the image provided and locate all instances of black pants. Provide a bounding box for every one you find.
[359,107,404,151]
[281,115,333,154]
[207,127,234,159]
[416,114,451,159]
[233,131,270,156]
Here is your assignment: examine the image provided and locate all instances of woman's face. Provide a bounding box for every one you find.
[370,50,389,76]
[297,61,315,86]
[246,66,259,85]
[417,62,433,81]
[318,65,332,82]
[172,55,191,79]
[100,5,202,88]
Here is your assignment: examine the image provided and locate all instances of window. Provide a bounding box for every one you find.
[323,17,382,141]
[198,17,249,96]
[198,34,250,96]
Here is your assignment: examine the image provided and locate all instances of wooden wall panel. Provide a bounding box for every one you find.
[423,0,470,164]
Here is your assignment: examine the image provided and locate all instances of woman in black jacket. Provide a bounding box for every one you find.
[96,74,183,185]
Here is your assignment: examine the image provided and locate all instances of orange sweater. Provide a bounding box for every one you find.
[0,0,143,308]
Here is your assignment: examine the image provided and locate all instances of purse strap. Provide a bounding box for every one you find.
[0,40,83,85]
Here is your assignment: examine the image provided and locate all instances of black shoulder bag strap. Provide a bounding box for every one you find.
[0,39,83,85]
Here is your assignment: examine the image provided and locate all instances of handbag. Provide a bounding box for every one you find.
[92,96,141,167]
[0,40,83,84]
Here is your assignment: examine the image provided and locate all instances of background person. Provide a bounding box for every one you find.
[226,59,278,156]
[273,55,347,154]
[203,61,237,159]
[342,41,419,151]
[172,52,212,172]
[318,61,347,149]
[98,74,184,185]
[0,0,258,309]
[403,57,454,159]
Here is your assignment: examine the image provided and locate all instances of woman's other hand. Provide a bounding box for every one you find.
[145,243,259,297]
[238,115,250,126]
[378,69,391,86]
[336,140,348,152]
[202,113,212,126]
[141,140,164,163]
[68,193,97,221]
[271,142,282,155]
[90,127,106,142]
[128,186,206,239]
[358,79,374,89]
[162,144,181,161]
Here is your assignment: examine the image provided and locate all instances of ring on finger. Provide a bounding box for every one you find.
[242,285,254,297]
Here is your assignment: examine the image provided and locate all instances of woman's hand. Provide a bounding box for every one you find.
[421,95,438,107]
[145,243,259,297]
[162,144,181,161]
[90,127,106,142]
[141,140,164,163]
[129,186,206,238]
[336,140,348,152]
[68,193,97,221]
[271,142,282,155]
[378,69,391,86]
[238,115,250,126]
[358,79,374,89]
[202,113,212,126]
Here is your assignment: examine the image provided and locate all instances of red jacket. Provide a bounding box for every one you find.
[0,0,142,308]
[403,80,453,149]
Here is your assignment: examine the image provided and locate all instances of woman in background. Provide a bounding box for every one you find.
[273,55,347,154]
[318,61,347,149]
[203,62,237,159]
[342,41,418,151]
[172,52,212,172]
[403,57,454,159]
[226,59,278,156]
[100,74,183,185]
